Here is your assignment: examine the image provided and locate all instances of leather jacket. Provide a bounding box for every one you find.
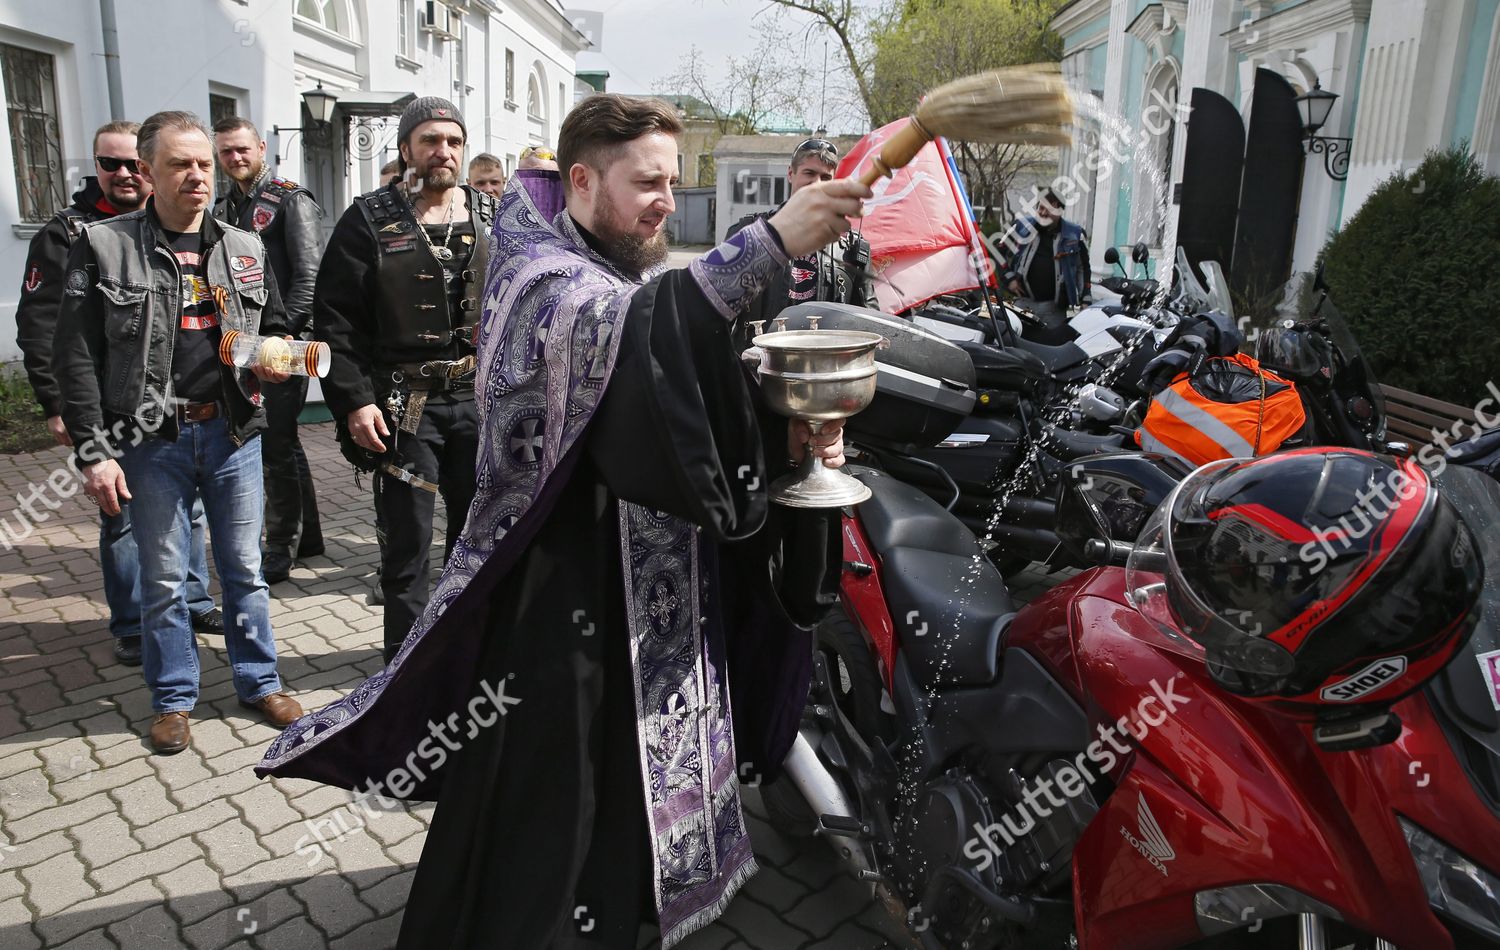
[52,199,289,466]
[14,177,121,417]
[726,208,874,326]
[314,184,497,418]
[214,173,322,336]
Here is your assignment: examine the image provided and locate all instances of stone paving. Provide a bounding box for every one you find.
[0,422,1068,949]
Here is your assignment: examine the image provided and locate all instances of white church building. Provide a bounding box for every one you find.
[1051,0,1499,296]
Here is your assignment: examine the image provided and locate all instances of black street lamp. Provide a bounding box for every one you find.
[1295,79,1352,181]
[302,82,340,125]
[272,82,341,163]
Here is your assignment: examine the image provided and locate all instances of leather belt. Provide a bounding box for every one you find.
[177,401,220,423]
[382,356,477,392]
[404,375,475,393]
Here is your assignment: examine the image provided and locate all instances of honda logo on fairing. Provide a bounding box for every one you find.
[1319,656,1408,703]
[1120,795,1175,876]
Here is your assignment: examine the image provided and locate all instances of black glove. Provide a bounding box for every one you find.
[1139,335,1207,394]
[1160,310,1242,357]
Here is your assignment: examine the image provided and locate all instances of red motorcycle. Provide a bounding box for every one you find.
[767,451,1500,950]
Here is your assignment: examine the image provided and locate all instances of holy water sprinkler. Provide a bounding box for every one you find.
[856,63,1075,187]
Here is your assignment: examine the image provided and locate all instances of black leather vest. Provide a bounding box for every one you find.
[354,184,497,359]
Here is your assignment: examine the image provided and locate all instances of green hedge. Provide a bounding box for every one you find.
[1320,147,1500,406]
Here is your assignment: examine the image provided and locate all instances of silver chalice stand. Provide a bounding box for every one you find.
[753,328,885,508]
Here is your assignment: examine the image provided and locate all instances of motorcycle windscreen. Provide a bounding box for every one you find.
[1173,246,1213,313]
[1427,465,1500,747]
[1314,292,1388,423]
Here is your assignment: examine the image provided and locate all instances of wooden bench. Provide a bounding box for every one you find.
[1380,384,1482,446]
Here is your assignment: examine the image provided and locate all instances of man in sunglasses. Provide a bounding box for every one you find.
[726,137,873,326]
[14,120,223,668]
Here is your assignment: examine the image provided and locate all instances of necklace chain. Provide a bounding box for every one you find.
[413,189,457,262]
[248,163,271,194]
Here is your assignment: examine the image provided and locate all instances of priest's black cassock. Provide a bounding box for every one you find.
[255,171,837,948]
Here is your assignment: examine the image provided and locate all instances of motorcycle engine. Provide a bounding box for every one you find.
[894,771,1006,946]
[893,762,1097,946]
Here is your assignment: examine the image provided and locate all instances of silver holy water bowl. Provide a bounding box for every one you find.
[753,328,886,508]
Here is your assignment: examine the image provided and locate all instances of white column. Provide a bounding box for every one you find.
[1469,6,1500,172]
[1342,0,1463,223]
[1180,0,1236,93]
[1088,0,1133,263]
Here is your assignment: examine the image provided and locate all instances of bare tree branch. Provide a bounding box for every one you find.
[763,0,877,121]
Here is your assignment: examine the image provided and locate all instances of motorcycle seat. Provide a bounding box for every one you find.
[1012,337,1089,374]
[855,467,1015,688]
[1044,428,1129,461]
[853,467,980,558]
[881,548,1014,688]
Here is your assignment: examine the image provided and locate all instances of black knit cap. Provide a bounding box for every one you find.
[397,96,466,146]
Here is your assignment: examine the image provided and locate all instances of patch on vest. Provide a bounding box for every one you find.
[65,269,89,297]
[252,206,274,231]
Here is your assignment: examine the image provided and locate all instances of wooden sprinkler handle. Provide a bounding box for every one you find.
[856,119,935,187]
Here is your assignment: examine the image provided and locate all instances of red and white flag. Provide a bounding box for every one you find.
[837,118,993,313]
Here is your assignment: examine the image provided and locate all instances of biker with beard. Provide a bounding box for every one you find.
[726,138,874,333]
[314,97,499,663]
[213,116,326,585]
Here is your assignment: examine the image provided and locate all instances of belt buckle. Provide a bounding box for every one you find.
[177,401,216,423]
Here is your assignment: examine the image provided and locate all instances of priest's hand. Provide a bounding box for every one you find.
[767,180,873,258]
[348,404,390,454]
[789,418,846,470]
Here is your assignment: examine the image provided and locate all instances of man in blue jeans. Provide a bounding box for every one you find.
[14,119,224,665]
[53,111,303,755]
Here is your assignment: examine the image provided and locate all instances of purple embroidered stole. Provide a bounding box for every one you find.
[256,178,787,947]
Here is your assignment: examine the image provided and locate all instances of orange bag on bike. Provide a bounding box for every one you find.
[1136,353,1305,466]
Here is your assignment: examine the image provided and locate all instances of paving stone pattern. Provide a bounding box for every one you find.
[0,423,1068,948]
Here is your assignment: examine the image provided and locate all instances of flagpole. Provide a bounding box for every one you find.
[936,135,1014,345]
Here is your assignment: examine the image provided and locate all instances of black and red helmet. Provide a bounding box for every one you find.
[1126,448,1483,709]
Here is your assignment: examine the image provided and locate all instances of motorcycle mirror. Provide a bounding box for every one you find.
[1132,242,1149,265]
[1103,246,1120,265]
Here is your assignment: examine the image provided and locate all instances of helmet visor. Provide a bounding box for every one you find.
[1432,465,1500,664]
[1126,459,1298,676]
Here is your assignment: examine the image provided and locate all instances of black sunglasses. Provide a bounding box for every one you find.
[794,138,838,159]
[95,155,140,174]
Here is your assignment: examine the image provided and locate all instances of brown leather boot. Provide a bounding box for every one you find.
[240,692,304,728]
[150,712,191,755]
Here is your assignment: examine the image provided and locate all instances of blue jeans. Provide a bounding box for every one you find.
[118,418,283,713]
[100,498,214,640]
